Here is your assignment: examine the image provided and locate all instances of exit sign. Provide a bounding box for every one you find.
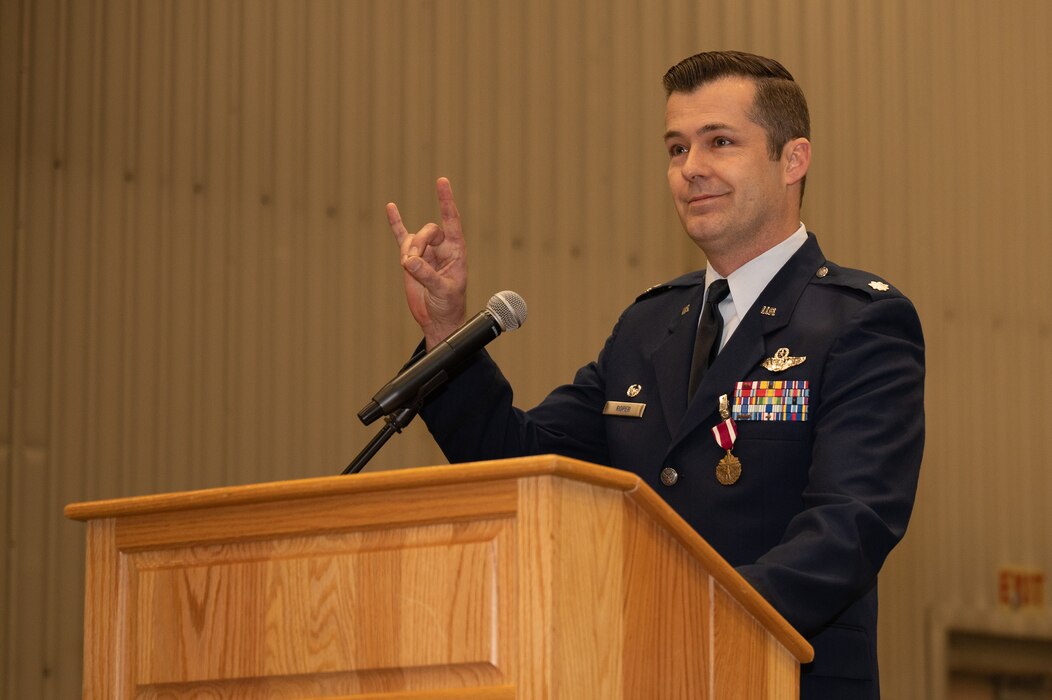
[998,567,1046,611]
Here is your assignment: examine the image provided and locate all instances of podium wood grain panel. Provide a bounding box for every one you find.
[81,519,129,698]
[130,519,513,695]
[515,475,627,698]
[621,497,710,698]
[713,582,798,699]
[550,478,624,698]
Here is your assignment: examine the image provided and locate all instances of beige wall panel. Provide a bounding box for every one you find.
[857,0,1052,697]
[6,0,57,696]
[4,0,1052,697]
[0,0,21,683]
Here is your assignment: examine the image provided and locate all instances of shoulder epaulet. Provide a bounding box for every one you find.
[634,269,705,302]
[812,261,906,300]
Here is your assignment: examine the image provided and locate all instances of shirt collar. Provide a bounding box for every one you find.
[704,223,808,319]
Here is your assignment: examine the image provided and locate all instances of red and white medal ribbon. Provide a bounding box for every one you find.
[711,417,738,451]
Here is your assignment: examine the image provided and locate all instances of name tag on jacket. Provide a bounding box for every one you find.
[603,401,646,418]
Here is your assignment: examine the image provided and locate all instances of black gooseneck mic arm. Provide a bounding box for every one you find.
[341,405,418,475]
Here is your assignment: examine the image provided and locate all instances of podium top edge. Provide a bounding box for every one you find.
[63,454,637,521]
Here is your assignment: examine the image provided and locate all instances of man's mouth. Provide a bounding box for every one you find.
[688,193,726,205]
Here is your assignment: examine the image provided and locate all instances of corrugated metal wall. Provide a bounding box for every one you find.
[3,1,1051,697]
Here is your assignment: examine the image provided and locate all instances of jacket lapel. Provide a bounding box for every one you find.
[649,281,707,436]
[669,234,827,450]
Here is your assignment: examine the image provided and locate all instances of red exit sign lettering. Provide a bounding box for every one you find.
[998,567,1046,610]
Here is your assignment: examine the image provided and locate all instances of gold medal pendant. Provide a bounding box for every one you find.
[716,450,742,485]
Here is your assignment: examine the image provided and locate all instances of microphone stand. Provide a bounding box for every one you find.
[343,352,451,475]
[341,403,420,475]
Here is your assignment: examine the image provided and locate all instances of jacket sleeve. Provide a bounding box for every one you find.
[736,295,925,636]
[418,317,625,467]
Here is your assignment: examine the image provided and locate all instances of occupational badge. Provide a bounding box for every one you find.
[761,347,806,372]
[627,384,642,397]
[712,394,741,485]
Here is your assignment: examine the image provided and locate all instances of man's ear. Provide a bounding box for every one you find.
[783,138,811,186]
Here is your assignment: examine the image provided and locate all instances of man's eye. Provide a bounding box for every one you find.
[714,137,732,147]
[669,144,688,157]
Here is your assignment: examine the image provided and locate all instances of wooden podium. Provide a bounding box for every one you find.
[66,455,812,699]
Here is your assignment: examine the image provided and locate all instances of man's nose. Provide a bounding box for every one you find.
[681,147,711,180]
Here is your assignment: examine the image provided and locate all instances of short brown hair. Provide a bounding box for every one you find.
[663,51,810,164]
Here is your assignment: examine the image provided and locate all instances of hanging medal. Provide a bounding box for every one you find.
[712,394,742,485]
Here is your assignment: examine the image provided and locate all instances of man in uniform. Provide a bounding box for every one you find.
[385,50,924,699]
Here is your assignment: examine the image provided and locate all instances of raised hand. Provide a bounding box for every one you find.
[387,177,469,349]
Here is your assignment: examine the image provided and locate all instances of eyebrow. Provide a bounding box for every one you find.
[663,122,736,141]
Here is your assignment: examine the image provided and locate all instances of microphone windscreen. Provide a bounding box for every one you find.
[487,291,527,332]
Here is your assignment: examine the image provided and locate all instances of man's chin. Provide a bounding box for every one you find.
[682,220,726,248]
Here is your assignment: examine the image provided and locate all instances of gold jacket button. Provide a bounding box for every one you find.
[660,467,679,486]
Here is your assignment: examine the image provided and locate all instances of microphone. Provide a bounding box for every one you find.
[357,291,528,425]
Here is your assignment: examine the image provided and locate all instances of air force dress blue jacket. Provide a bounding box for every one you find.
[418,233,925,699]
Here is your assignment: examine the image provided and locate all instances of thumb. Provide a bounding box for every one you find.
[403,254,442,291]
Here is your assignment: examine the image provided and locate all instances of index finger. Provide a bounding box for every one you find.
[386,202,410,245]
[435,177,464,242]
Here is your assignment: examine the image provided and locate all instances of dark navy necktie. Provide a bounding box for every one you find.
[688,278,730,400]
